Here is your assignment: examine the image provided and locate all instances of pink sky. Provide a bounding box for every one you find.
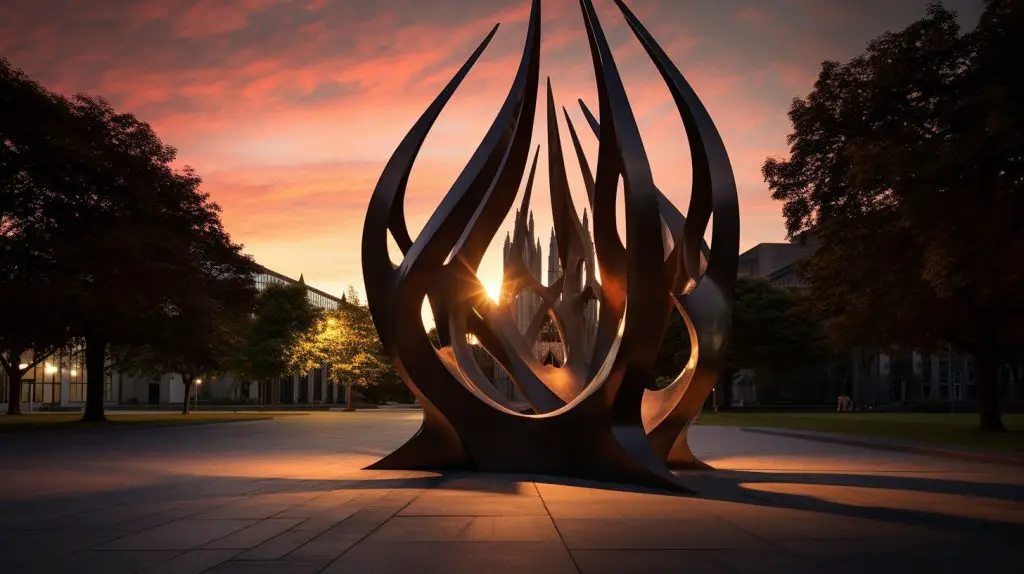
[1,0,983,300]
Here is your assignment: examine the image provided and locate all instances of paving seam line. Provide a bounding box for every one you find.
[311,488,428,573]
[532,481,582,574]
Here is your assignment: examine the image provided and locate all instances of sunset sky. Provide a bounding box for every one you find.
[2,0,983,300]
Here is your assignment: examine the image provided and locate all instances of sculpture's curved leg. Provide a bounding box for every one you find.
[663,426,712,470]
[366,400,471,471]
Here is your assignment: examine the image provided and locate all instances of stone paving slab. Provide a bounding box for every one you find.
[367,515,562,542]
[99,519,257,551]
[554,516,773,550]
[0,412,1022,574]
[146,550,245,574]
[322,541,578,574]
[203,518,305,549]
[571,549,734,574]
[204,558,333,574]
[234,529,327,561]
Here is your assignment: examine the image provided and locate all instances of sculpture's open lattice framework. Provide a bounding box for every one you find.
[361,0,739,492]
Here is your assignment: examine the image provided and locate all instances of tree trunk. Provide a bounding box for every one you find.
[4,362,24,415]
[974,346,1005,432]
[81,334,108,422]
[851,347,876,404]
[345,382,354,411]
[1013,362,1023,401]
[719,368,736,410]
[181,373,194,415]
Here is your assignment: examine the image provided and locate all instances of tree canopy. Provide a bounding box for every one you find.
[287,291,392,409]
[1,59,80,412]
[654,276,826,404]
[729,276,826,375]
[763,0,1023,429]
[239,282,321,396]
[2,58,256,419]
[113,265,256,414]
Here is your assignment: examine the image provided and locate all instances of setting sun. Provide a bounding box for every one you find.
[482,277,502,303]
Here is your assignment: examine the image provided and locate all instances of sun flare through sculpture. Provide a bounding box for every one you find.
[361,0,739,492]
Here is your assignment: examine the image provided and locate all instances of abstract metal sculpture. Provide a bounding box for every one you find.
[361,0,739,492]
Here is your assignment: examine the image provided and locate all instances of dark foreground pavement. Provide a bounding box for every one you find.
[0,412,1021,573]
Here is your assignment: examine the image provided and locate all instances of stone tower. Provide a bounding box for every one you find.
[495,210,600,402]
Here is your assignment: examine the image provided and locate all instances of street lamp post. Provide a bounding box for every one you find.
[194,379,202,413]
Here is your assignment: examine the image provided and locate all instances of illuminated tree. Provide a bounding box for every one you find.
[289,292,388,410]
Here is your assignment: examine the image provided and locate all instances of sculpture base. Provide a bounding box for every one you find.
[366,411,695,494]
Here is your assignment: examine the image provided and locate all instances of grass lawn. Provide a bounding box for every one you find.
[695,411,1024,454]
[0,412,295,433]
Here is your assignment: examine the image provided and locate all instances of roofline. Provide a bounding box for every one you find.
[255,265,344,304]
[765,263,795,280]
[738,242,806,255]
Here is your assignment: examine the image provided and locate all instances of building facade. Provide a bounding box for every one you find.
[735,239,1021,406]
[0,343,115,410]
[0,266,351,410]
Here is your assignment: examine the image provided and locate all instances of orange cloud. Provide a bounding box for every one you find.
[5,0,969,297]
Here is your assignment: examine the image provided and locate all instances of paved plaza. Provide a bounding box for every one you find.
[0,411,1022,573]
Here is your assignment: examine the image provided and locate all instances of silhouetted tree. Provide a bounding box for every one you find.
[729,277,827,403]
[1,59,79,413]
[2,59,256,420]
[763,1,1023,430]
[113,259,256,414]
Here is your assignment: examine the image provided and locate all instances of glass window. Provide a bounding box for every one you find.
[69,361,86,403]
[280,377,293,404]
[21,375,35,402]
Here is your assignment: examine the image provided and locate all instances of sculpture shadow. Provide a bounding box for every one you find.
[684,469,1024,545]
